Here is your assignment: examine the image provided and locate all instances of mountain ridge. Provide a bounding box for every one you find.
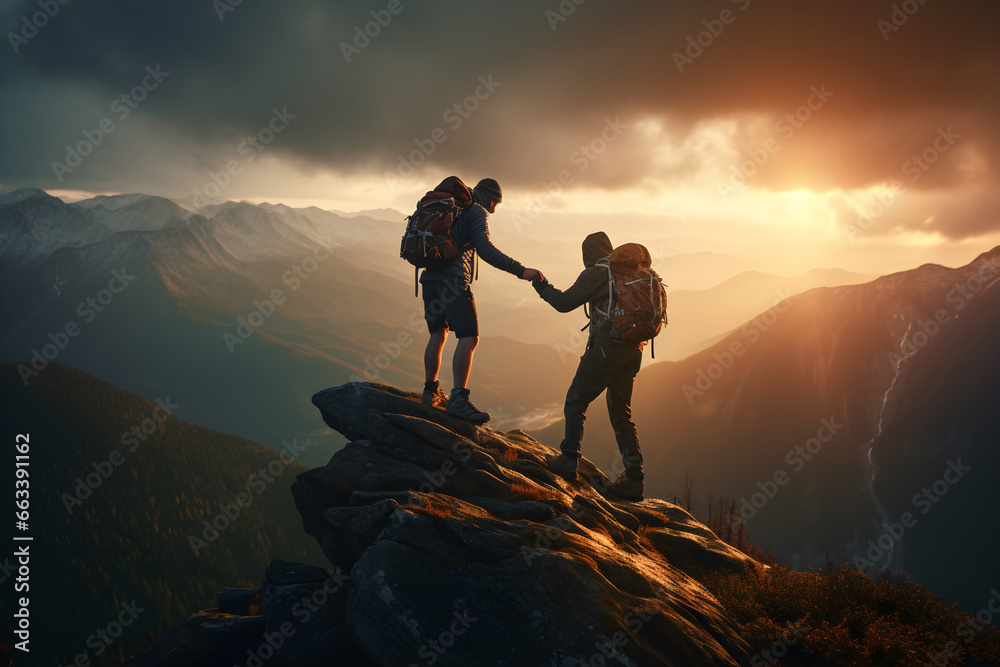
[0,362,328,666]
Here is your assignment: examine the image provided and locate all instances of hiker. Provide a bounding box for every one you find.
[532,232,646,501]
[420,178,544,424]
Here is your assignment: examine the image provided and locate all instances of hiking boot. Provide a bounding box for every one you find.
[551,454,579,481]
[445,389,490,425]
[606,472,644,502]
[422,385,449,409]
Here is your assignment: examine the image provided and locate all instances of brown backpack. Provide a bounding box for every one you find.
[594,243,667,353]
[399,176,474,271]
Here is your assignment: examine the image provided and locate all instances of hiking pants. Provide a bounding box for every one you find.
[560,342,644,480]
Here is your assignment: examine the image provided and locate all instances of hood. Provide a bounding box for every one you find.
[582,231,613,267]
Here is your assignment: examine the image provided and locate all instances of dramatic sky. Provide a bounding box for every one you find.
[2,0,999,275]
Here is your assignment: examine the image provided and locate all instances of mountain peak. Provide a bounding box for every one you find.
[130,382,759,666]
[73,193,152,211]
[0,186,53,207]
[300,383,758,664]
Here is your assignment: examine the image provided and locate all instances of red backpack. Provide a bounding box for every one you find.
[593,243,668,355]
[399,176,474,274]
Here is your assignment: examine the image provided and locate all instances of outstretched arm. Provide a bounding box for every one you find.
[466,206,526,278]
[532,266,607,313]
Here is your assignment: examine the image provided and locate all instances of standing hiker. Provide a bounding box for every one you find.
[419,178,544,424]
[532,232,660,501]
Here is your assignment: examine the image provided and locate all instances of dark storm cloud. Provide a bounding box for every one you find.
[831,183,1000,243]
[2,0,998,235]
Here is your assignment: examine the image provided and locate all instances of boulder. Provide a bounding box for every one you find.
[128,382,760,667]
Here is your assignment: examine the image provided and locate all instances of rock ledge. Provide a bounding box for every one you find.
[128,382,759,667]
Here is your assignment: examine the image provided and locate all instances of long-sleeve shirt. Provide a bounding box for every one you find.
[533,266,617,348]
[420,203,525,288]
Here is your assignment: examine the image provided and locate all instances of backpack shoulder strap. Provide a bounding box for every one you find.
[592,259,614,318]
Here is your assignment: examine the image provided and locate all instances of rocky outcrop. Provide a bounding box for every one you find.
[127,383,760,666]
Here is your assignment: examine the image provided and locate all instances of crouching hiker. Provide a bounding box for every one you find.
[532,232,666,502]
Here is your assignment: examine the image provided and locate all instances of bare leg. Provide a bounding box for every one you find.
[424,328,448,383]
[452,335,479,390]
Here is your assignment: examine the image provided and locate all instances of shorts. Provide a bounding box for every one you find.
[422,278,478,338]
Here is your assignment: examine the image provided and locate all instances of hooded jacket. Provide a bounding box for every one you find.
[533,232,621,348]
[420,203,525,288]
